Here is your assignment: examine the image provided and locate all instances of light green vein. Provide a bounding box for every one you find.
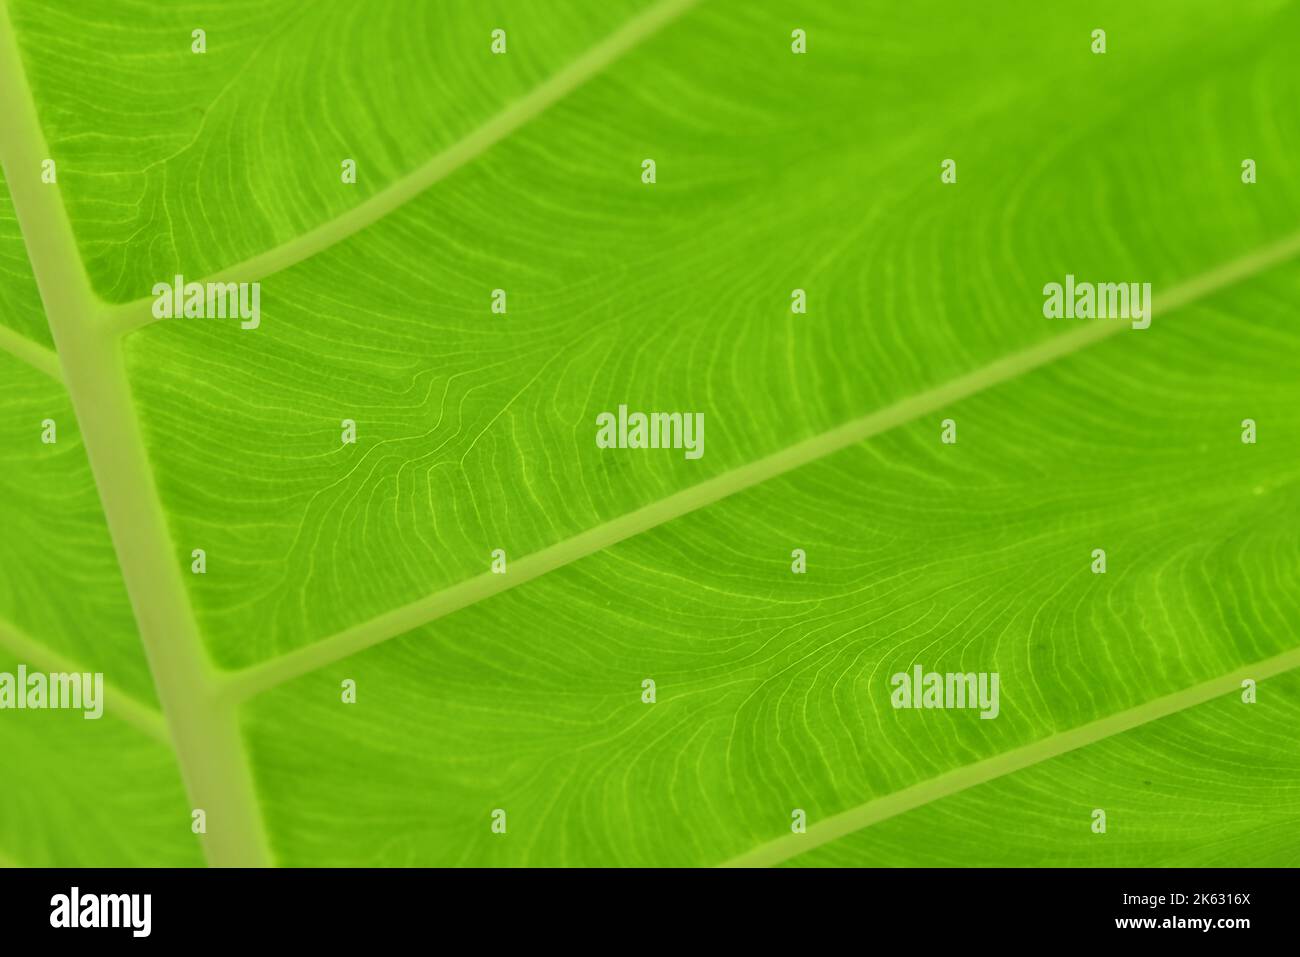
[103,0,704,337]
[0,617,166,743]
[0,319,59,381]
[722,646,1300,867]
[221,227,1300,702]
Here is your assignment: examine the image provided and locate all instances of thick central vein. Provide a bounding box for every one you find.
[0,0,270,868]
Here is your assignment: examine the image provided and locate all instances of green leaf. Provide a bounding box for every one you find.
[0,0,1298,867]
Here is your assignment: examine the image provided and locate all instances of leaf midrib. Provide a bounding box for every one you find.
[0,0,271,867]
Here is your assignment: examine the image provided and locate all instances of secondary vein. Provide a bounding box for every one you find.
[103,0,704,338]
[0,617,167,744]
[720,645,1300,867]
[0,320,60,381]
[221,226,1300,702]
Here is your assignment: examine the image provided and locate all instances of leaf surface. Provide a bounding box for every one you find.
[0,0,1298,867]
